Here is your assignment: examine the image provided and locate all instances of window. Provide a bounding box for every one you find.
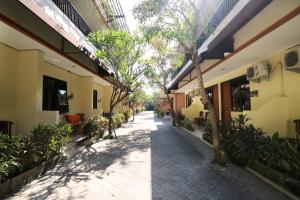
[93,90,98,109]
[185,94,192,108]
[204,87,214,110]
[43,75,69,114]
[231,75,251,112]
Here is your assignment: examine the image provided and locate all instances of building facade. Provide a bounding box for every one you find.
[168,0,300,138]
[0,0,128,134]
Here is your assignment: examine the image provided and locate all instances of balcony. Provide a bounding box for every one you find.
[52,0,92,36]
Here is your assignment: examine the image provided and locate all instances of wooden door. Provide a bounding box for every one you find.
[221,81,232,125]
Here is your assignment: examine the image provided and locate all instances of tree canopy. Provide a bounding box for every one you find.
[89,30,149,136]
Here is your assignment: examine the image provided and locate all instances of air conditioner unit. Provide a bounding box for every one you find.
[246,63,269,81]
[282,46,300,71]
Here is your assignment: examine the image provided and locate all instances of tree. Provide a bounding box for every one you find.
[127,88,146,121]
[133,0,224,163]
[89,30,148,138]
[145,46,176,126]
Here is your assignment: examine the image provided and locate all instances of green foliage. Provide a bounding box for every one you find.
[89,30,149,136]
[82,115,108,137]
[124,110,133,123]
[30,123,71,162]
[136,107,142,113]
[112,113,125,128]
[157,110,165,118]
[0,123,71,182]
[258,133,300,178]
[0,135,23,181]
[133,0,211,51]
[201,119,213,144]
[175,112,194,131]
[89,30,147,90]
[222,115,264,167]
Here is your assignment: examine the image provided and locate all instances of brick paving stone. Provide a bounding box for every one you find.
[7,112,291,200]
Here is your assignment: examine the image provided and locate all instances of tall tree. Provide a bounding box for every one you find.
[89,30,148,137]
[127,88,146,121]
[133,0,224,163]
[145,46,176,126]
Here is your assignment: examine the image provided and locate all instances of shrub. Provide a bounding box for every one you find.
[159,110,165,118]
[30,123,72,162]
[201,119,213,144]
[180,118,194,131]
[175,112,194,131]
[222,115,265,167]
[82,115,108,137]
[0,123,72,182]
[0,135,23,181]
[258,133,300,178]
[136,107,142,113]
[124,110,133,122]
[112,113,125,128]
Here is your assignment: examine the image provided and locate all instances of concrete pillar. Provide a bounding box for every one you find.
[80,76,93,118]
[16,50,43,134]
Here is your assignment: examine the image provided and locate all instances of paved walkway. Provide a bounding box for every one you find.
[8,111,290,200]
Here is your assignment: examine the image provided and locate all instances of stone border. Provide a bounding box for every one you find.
[0,154,63,198]
[175,125,300,200]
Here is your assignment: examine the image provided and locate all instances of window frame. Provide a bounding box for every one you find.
[42,75,69,114]
[230,75,251,112]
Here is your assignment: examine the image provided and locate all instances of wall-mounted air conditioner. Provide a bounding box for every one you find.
[282,46,300,71]
[246,62,269,81]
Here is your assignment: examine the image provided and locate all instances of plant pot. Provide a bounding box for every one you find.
[0,179,11,198]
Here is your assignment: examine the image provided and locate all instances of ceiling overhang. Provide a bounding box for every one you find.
[0,0,113,83]
[174,14,300,93]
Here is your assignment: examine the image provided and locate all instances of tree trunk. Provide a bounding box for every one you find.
[108,105,114,137]
[194,61,224,164]
[166,94,176,126]
[131,107,135,121]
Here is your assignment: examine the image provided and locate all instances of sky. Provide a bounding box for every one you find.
[120,0,155,95]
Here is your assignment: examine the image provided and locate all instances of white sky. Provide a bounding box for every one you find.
[119,0,140,32]
[120,0,154,95]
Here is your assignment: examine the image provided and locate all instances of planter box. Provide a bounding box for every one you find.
[10,166,39,193]
[250,161,300,198]
[0,154,63,197]
[0,180,11,198]
[284,179,300,197]
[250,161,289,187]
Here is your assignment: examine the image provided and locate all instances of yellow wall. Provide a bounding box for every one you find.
[0,43,18,133]
[92,81,104,116]
[41,62,82,115]
[102,86,112,113]
[182,97,204,121]
[0,43,115,134]
[16,50,43,134]
[181,51,300,138]
[234,0,300,48]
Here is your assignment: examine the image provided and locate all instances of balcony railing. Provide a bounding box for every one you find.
[173,0,239,78]
[52,0,92,36]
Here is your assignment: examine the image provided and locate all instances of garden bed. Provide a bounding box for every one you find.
[0,154,63,198]
[179,123,300,199]
[249,161,300,198]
